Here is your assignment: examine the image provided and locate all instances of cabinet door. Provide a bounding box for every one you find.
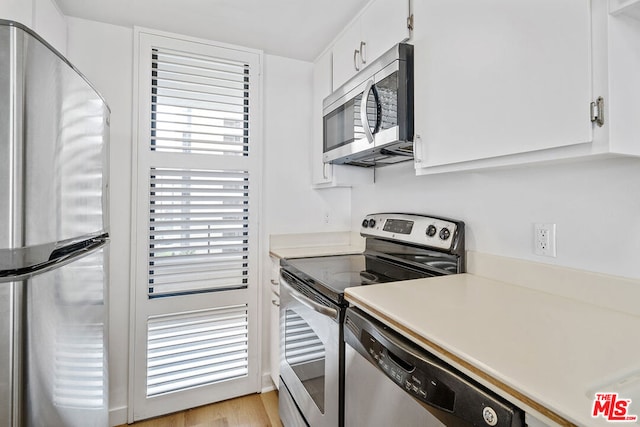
[414,0,593,168]
[332,20,363,91]
[269,257,280,389]
[361,0,410,65]
[269,291,280,388]
[312,49,334,185]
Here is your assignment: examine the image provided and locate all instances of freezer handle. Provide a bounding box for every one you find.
[48,236,106,261]
[0,234,109,283]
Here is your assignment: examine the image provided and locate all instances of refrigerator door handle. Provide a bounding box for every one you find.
[0,234,109,283]
[48,235,107,261]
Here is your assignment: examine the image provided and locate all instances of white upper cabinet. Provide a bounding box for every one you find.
[608,0,640,155]
[332,0,411,91]
[610,0,640,18]
[413,0,598,173]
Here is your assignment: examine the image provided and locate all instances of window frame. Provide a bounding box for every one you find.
[129,27,264,423]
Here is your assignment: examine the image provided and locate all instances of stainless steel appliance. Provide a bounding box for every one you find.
[323,43,414,167]
[344,307,525,427]
[0,20,110,427]
[279,213,465,427]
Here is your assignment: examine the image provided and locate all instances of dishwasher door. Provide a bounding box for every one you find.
[345,344,446,426]
[344,307,525,427]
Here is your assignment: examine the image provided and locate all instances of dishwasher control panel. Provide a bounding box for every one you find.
[344,308,525,427]
[361,328,456,412]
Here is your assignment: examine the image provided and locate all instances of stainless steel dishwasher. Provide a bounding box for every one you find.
[344,307,525,427]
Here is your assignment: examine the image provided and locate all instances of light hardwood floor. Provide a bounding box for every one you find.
[118,391,283,427]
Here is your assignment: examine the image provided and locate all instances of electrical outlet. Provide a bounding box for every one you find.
[534,223,557,257]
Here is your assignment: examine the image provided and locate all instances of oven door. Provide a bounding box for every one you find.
[279,271,342,427]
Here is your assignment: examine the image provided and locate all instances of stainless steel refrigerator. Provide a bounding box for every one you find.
[0,20,110,427]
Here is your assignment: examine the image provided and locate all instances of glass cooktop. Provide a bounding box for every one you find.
[281,254,443,305]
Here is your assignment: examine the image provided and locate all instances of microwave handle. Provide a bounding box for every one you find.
[360,79,379,144]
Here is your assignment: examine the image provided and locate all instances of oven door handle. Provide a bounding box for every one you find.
[281,278,338,319]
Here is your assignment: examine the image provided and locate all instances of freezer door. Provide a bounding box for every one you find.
[20,26,109,246]
[0,22,109,249]
[0,25,15,249]
[25,245,108,427]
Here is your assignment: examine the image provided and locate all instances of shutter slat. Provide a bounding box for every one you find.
[154,70,246,91]
[149,252,247,266]
[153,84,248,102]
[149,220,248,228]
[149,227,248,237]
[151,169,248,179]
[152,100,244,116]
[153,111,249,125]
[152,120,248,133]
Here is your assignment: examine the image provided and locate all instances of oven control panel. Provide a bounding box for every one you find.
[361,213,462,252]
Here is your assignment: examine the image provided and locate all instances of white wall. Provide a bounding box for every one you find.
[261,55,351,237]
[350,156,640,279]
[65,17,133,424]
[33,0,66,53]
[260,54,352,387]
[0,0,66,54]
[0,0,33,30]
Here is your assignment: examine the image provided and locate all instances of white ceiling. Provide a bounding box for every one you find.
[56,0,371,61]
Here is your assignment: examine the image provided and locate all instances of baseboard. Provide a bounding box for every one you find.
[110,377,276,426]
[261,372,277,393]
[109,405,127,427]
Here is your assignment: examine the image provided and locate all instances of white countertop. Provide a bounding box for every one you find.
[269,231,364,259]
[345,273,640,426]
[269,244,363,259]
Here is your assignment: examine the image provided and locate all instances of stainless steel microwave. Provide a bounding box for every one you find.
[323,43,413,167]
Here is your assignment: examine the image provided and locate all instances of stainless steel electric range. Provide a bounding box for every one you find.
[277,213,466,427]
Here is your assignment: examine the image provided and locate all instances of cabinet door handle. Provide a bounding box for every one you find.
[354,49,360,72]
[359,41,367,65]
[271,299,280,307]
[270,279,278,285]
[322,162,330,180]
[414,134,423,164]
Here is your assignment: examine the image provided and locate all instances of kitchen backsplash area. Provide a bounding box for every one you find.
[350,156,640,280]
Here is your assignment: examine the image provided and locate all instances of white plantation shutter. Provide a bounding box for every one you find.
[148,168,250,297]
[132,30,262,422]
[151,48,250,155]
[146,305,249,397]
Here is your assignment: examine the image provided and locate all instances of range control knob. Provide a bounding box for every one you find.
[482,406,498,426]
[368,219,376,228]
[439,228,451,240]
[426,225,437,237]
[362,219,369,228]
